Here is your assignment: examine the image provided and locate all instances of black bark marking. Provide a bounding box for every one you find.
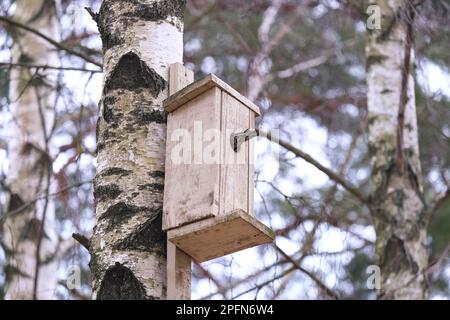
[96,142,105,153]
[97,127,117,154]
[18,53,34,64]
[4,265,32,282]
[20,218,46,241]
[137,183,164,192]
[99,167,132,177]
[99,202,147,231]
[129,108,166,125]
[104,52,166,96]
[94,183,122,202]
[7,193,24,213]
[126,0,186,21]
[101,31,124,51]
[114,213,166,253]
[97,262,147,300]
[103,104,113,123]
[97,2,125,51]
[97,0,185,50]
[148,170,165,178]
[392,189,405,208]
[366,55,388,70]
[381,236,419,276]
[103,96,117,123]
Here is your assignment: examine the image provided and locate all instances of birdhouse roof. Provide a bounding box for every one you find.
[163,74,261,116]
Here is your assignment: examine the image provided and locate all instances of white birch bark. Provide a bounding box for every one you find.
[2,0,59,299]
[366,0,428,299]
[90,0,185,299]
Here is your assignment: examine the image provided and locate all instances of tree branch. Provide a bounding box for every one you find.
[72,233,90,251]
[0,180,92,224]
[257,129,369,204]
[58,280,90,300]
[194,262,228,299]
[0,16,102,67]
[271,54,329,80]
[273,244,340,300]
[0,62,101,73]
[422,189,450,225]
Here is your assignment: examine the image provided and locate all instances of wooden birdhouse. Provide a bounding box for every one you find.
[162,70,274,263]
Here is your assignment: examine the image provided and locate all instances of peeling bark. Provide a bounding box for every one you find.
[91,0,186,300]
[366,0,428,299]
[2,0,60,300]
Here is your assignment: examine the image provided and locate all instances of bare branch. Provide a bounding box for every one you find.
[58,280,90,300]
[84,7,99,23]
[0,16,102,67]
[0,180,92,224]
[258,0,283,44]
[0,62,102,73]
[231,266,296,299]
[194,262,228,299]
[426,244,450,275]
[72,233,90,251]
[257,129,369,204]
[273,244,340,300]
[271,55,329,79]
[422,189,450,225]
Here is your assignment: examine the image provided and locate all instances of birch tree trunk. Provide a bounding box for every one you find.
[2,0,59,299]
[366,0,428,299]
[90,0,185,299]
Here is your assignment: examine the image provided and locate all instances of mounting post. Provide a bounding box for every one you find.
[166,63,194,300]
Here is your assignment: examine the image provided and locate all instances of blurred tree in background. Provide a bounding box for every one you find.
[0,0,448,299]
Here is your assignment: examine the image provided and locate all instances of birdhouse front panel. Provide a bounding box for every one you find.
[163,86,222,230]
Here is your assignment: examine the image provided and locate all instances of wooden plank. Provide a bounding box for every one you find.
[165,63,193,300]
[164,74,261,116]
[167,241,191,300]
[169,63,194,95]
[163,87,221,230]
[167,210,275,263]
[219,92,250,216]
[248,112,255,216]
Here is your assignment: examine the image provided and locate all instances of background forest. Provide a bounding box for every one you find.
[0,0,449,299]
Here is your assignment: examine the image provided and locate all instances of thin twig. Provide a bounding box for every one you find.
[273,244,340,300]
[194,262,228,299]
[0,62,102,73]
[271,55,329,80]
[0,16,102,67]
[58,280,90,300]
[257,129,369,204]
[231,266,296,299]
[422,189,450,225]
[0,180,92,224]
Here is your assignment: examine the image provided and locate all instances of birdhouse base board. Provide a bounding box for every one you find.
[167,210,274,263]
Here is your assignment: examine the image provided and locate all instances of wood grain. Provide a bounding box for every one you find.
[167,210,274,262]
[164,74,261,115]
[165,63,193,300]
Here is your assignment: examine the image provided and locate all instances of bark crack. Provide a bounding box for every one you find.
[395,5,415,174]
